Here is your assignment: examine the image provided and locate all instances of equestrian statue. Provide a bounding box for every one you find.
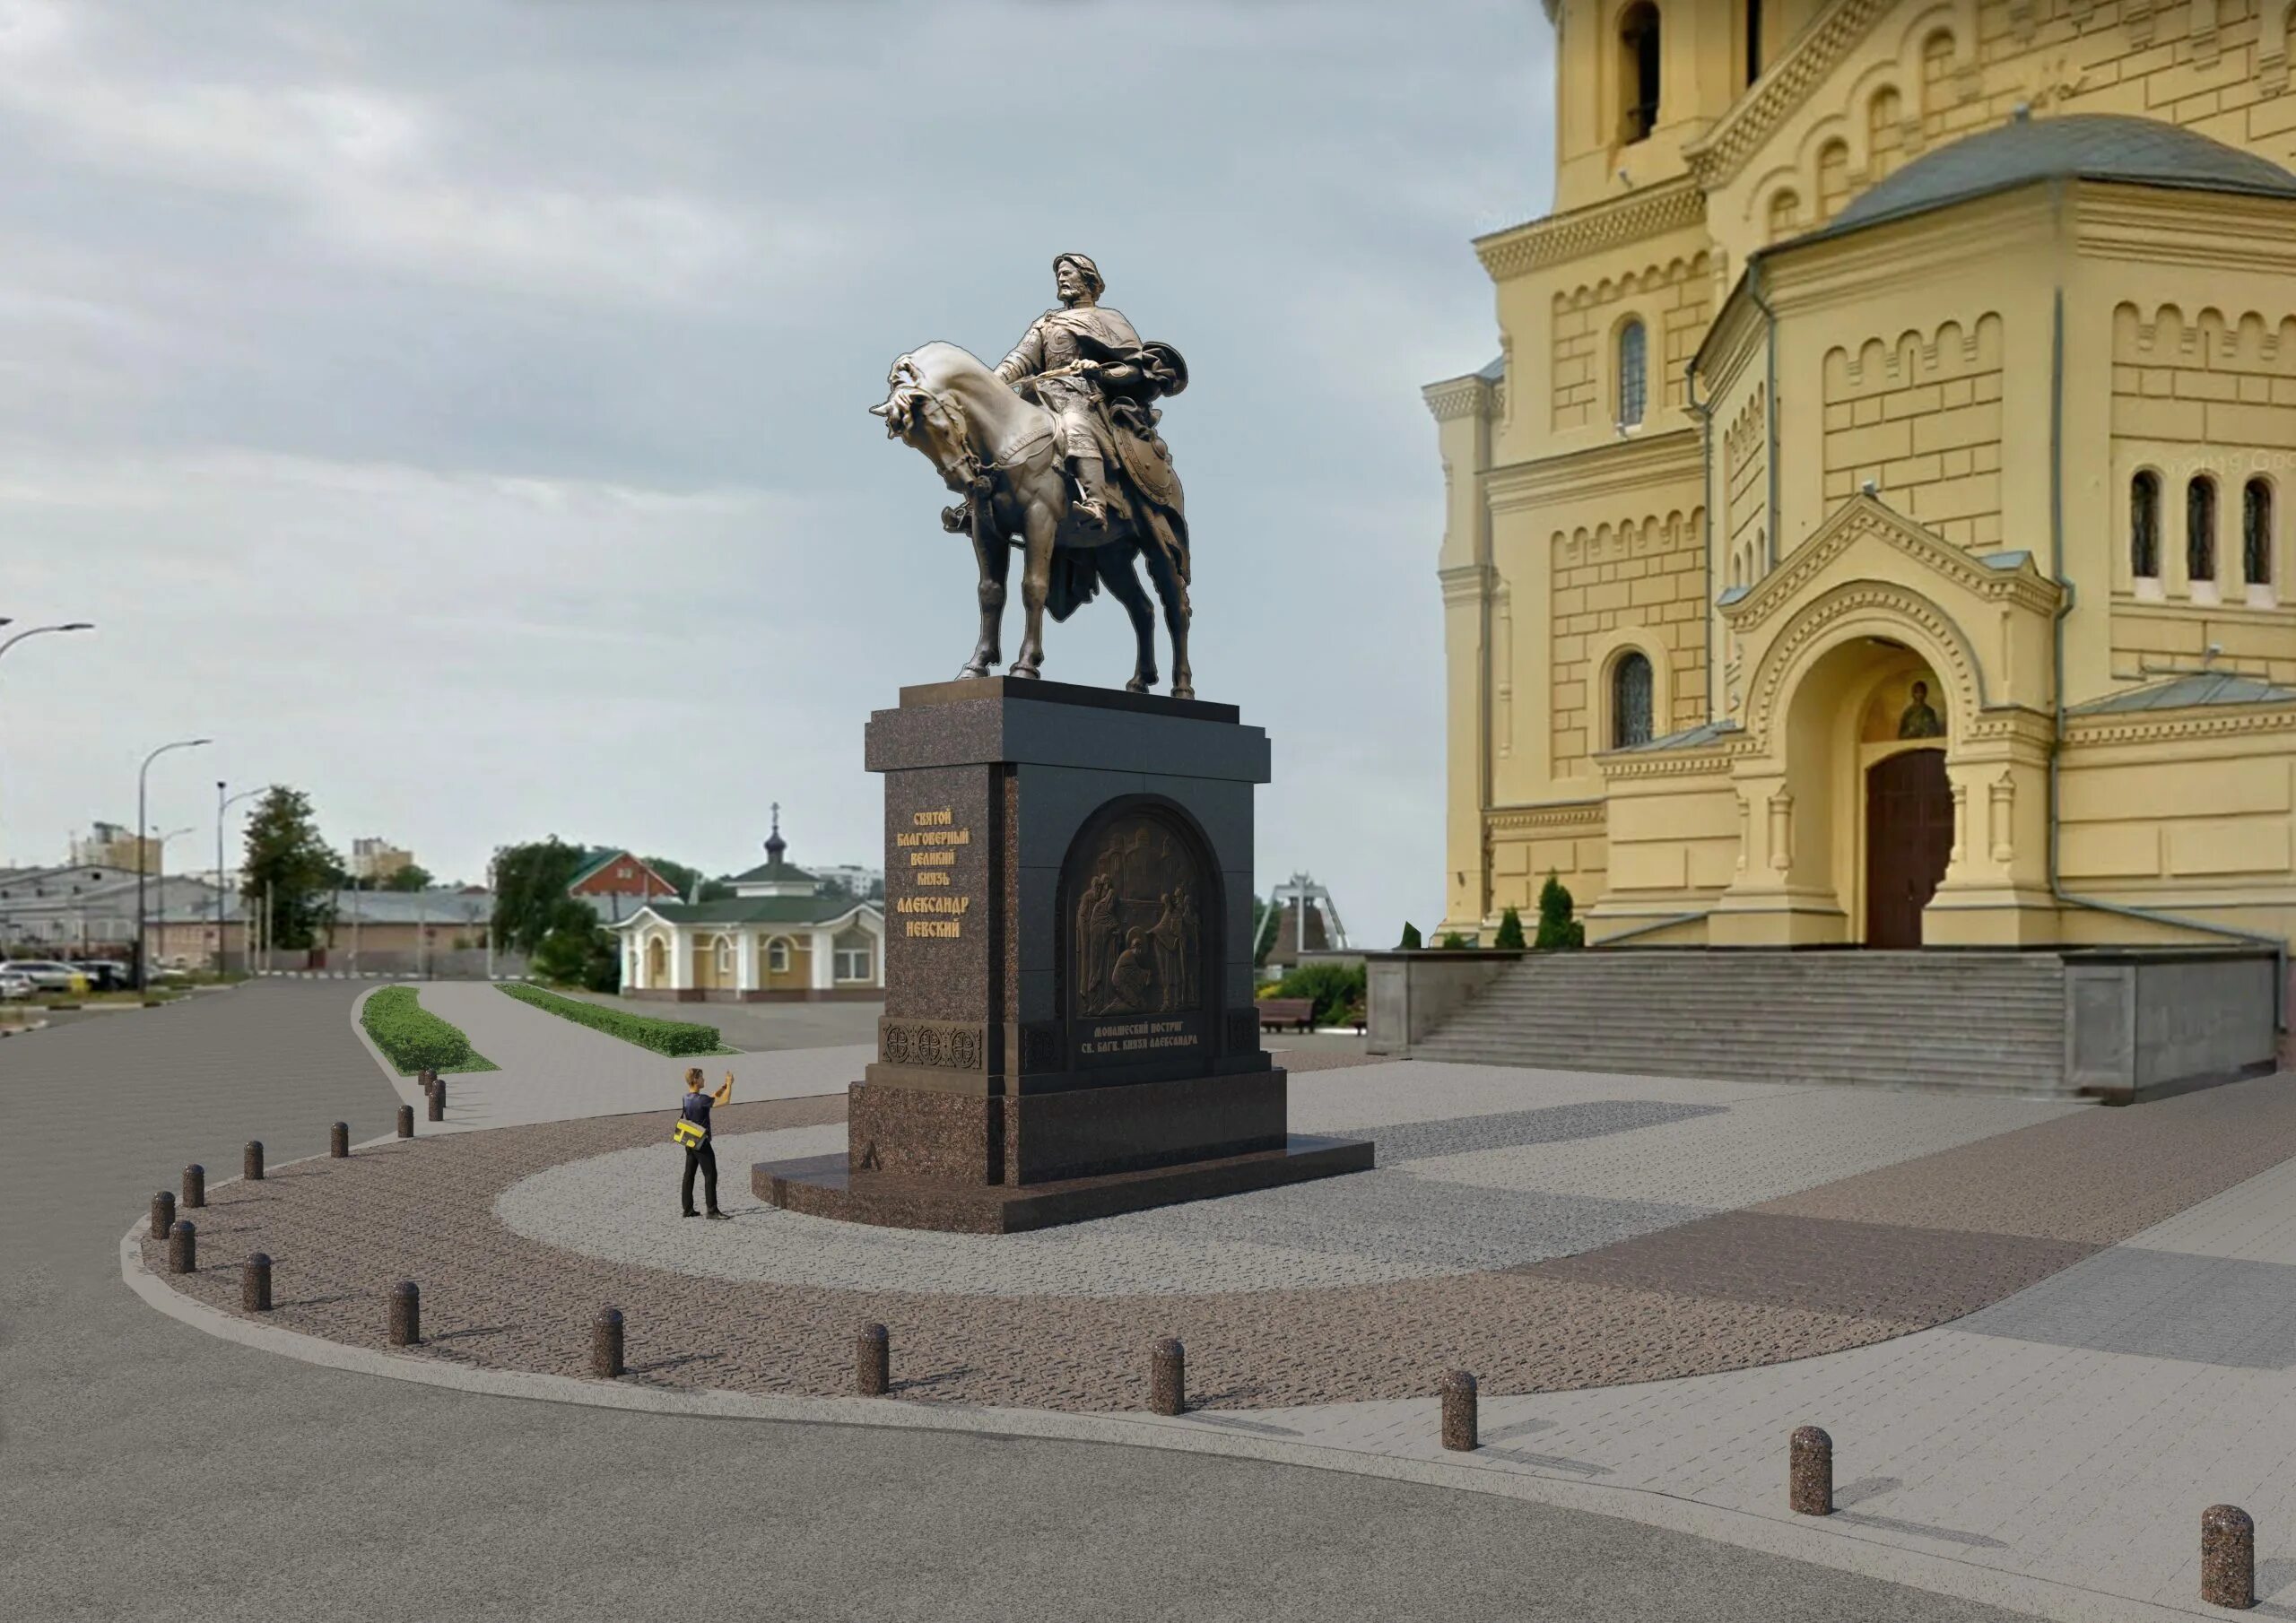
[869,252,1194,697]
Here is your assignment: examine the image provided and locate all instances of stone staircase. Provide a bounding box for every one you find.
[1409,950,2074,1094]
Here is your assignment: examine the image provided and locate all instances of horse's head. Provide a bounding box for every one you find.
[870,350,979,492]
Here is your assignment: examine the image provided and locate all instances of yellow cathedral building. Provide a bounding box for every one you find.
[1428,0,2296,952]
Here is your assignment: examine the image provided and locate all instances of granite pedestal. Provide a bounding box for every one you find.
[756,678,1371,1233]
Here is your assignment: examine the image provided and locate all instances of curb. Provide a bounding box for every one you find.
[118,1206,2215,1623]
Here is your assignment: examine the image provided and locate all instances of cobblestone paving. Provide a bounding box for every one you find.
[139,1069,2296,1414]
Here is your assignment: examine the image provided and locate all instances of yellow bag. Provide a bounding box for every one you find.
[673,1118,707,1150]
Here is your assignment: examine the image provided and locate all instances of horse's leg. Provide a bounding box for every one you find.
[1144,516,1194,699]
[1011,495,1057,679]
[1098,542,1159,691]
[961,510,1008,679]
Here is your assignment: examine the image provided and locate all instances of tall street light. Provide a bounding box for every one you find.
[217,783,262,975]
[0,620,93,860]
[137,738,211,989]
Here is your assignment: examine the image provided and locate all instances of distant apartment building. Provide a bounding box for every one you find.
[811,863,884,900]
[349,838,416,883]
[68,822,160,874]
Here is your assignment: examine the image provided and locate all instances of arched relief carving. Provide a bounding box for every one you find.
[1741,581,1987,758]
[1554,508,1700,568]
[1824,313,2000,395]
[2115,301,2296,372]
[1552,251,1714,313]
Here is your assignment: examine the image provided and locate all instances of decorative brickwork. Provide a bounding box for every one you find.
[1822,314,2005,552]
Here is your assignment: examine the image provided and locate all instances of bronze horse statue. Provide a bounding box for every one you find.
[870,340,1193,698]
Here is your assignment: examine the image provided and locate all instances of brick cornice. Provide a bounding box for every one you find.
[1423,374,1500,423]
[1485,799,1606,835]
[1474,179,1708,282]
[2065,702,2296,746]
[1486,427,1703,512]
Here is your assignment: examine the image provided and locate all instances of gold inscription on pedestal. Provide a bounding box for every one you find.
[896,809,972,936]
[1080,1018,1201,1057]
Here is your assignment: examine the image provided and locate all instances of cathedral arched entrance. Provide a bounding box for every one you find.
[1715,609,1973,948]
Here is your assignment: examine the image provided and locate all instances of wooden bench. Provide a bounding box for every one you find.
[1342,1005,1367,1036]
[1257,998,1316,1032]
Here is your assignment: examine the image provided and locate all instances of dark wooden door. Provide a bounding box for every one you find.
[1865,749,1952,948]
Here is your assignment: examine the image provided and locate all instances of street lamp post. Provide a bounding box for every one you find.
[216,784,261,975]
[0,620,93,858]
[136,738,211,990]
[147,826,193,974]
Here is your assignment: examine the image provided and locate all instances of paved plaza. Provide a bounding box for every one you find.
[22,980,2296,1619]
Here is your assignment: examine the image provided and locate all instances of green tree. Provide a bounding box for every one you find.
[533,924,621,992]
[380,864,433,893]
[1492,906,1526,950]
[1438,932,1472,950]
[491,838,601,956]
[239,786,343,950]
[1535,872,1586,950]
[1397,921,1422,950]
[1263,960,1366,1026]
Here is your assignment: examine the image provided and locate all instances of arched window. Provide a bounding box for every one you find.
[2189,475,2218,584]
[1921,30,1956,113]
[1767,188,1799,244]
[1817,139,1851,221]
[1616,319,1648,429]
[2130,471,2161,579]
[1612,651,1655,749]
[1620,4,1661,144]
[833,926,874,984]
[714,936,732,975]
[1867,88,1904,179]
[2245,478,2274,587]
[766,937,790,974]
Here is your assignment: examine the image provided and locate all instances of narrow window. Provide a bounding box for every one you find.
[1767,188,1799,244]
[1745,0,1763,84]
[1616,319,1648,429]
[2189,476,2218,584]
[2245,478,2274,587]
[1621,4,1661,143]
[1613,651,1655,749]
[2130,471,2160,578]
[767,938,789,974]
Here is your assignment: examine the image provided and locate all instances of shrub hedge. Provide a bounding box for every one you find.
[361,985,474,1072]
[498,981,721,1056]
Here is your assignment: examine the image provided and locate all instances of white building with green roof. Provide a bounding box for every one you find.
[610,820,883,1001]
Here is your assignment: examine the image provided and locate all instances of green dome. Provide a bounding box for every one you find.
[1830,112,2296,234]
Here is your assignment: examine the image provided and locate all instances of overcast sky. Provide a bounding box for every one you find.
[0,0,1553,944]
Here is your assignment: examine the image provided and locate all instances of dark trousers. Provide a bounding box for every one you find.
[682,1141,719,1214]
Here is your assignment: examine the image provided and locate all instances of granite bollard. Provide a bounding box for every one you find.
[150,1189,175,1241]
[1150,1338,1186,1416]
[388,1280,421,1347]
[243,1252,272,1313]
[419,1068,437,1095]
[1789,1426,1833,1516]
[182,1163,205,1210]
[2203,1504,2256,1610]
[592,1308,624,1378]
[1440,1369,1479,1452]
[243,1140,265,1181]
[858,1323,890,1397]
[427,1079,445,1124]
[167,1219,196,1275]
[329,1122,349,1159]
[396,1104,414,1139]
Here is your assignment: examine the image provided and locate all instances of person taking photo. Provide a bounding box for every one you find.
[674,1067,735,1219]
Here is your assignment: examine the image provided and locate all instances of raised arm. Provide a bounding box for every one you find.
[714,1072,734,1105]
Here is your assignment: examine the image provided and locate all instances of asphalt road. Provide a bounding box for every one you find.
[0,982,2040,1622]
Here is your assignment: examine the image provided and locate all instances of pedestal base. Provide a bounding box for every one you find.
[754,1133,1374,1234]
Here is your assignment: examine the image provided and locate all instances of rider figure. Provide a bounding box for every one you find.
[994,252,1144,528]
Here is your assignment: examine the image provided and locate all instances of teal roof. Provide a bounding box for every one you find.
[565,847,623,889]
[2070,673,2296,714]
[730,857,815,885]
[1820,114,2296,241]
[1618,719,1744,754]
[614,896,870,929]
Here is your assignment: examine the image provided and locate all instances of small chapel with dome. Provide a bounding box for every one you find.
[1428,0,2296,952]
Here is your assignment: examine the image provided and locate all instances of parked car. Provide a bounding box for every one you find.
[72,960,131,992]
[4,960,88,994]
[0,968,33,1002]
